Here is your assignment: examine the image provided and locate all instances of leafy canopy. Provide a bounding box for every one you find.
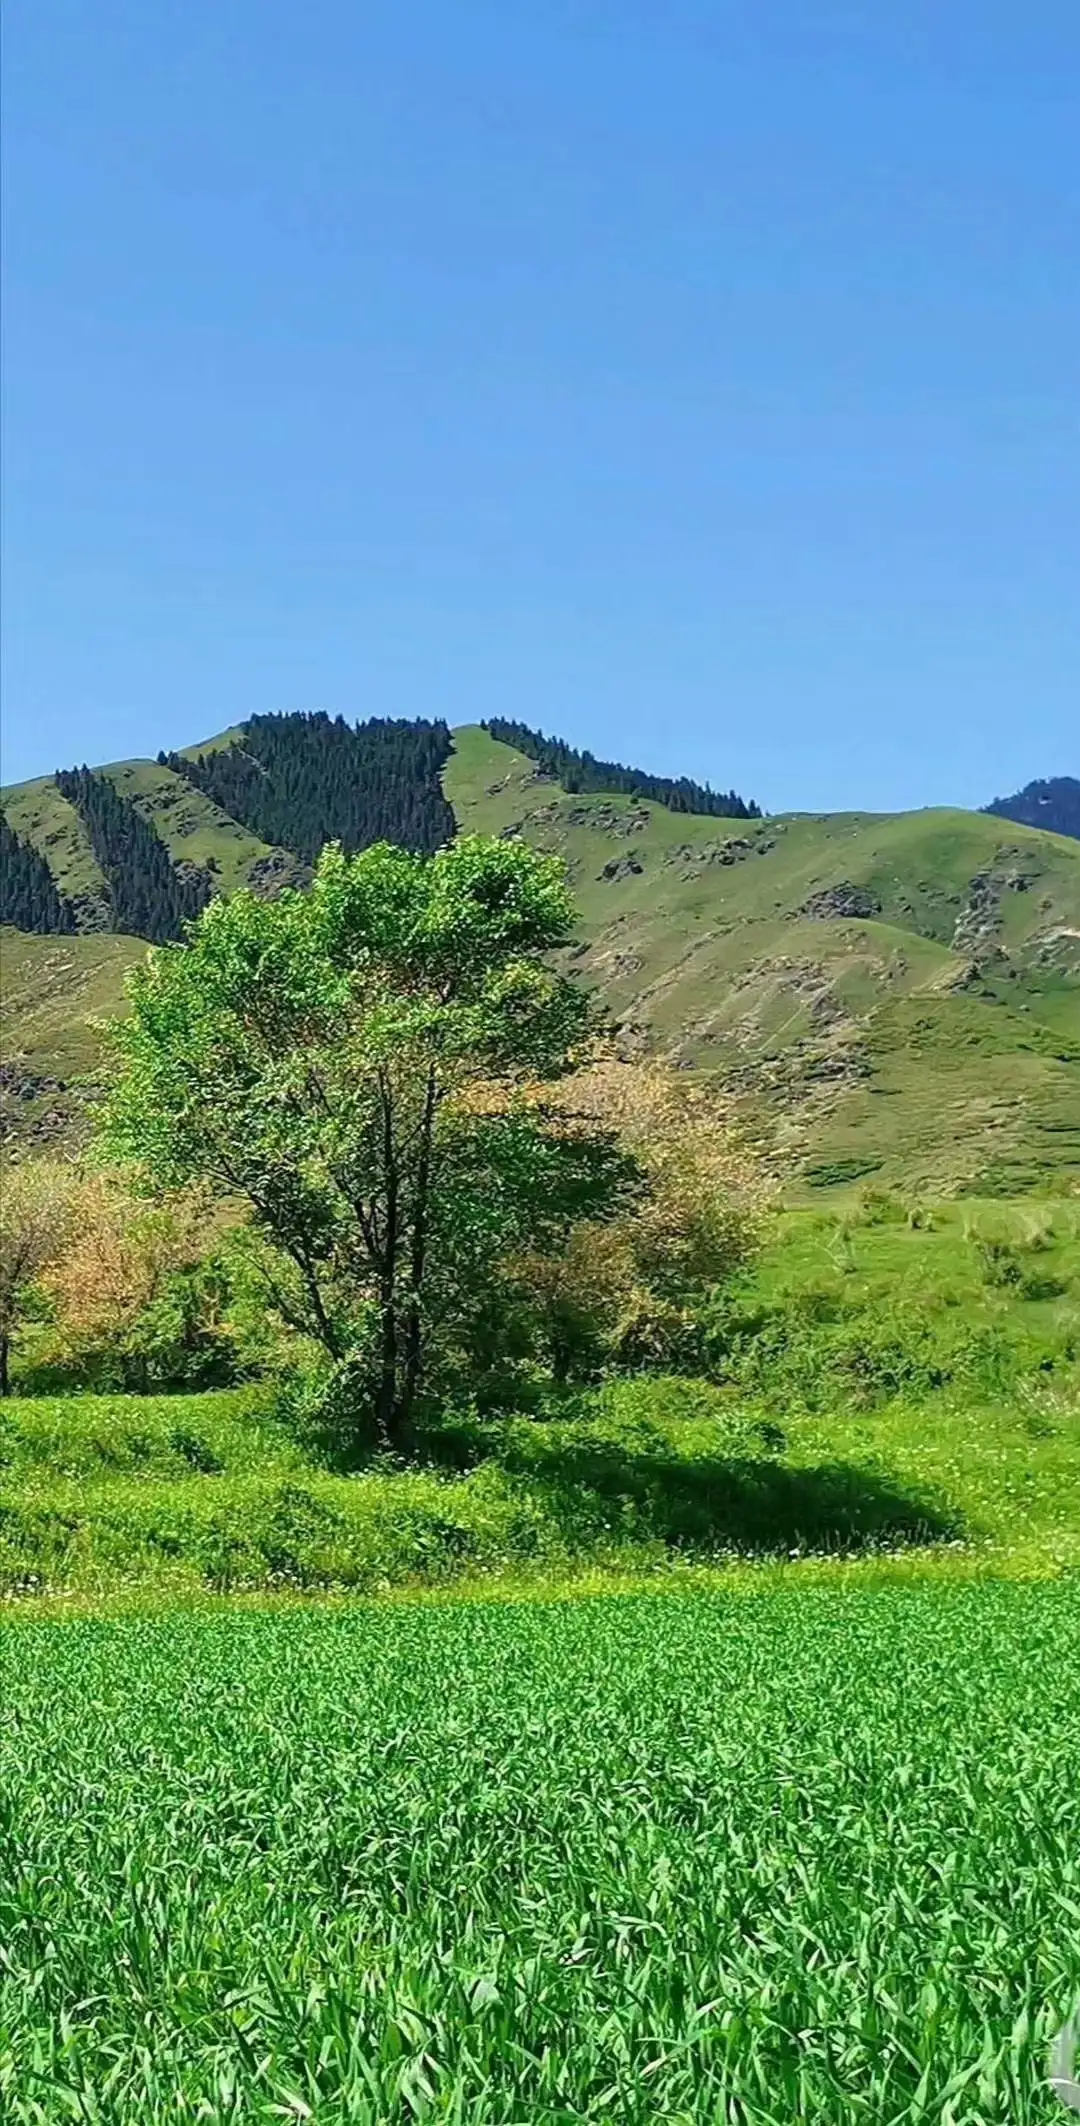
[102,836,634,1446]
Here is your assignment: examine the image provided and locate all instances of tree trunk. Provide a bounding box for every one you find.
[0,1332,9,1398]
[375,1069,402,1451]
[375,1292,398,1449]
[402,1066,437,1422]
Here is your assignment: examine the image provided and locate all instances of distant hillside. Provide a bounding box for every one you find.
[986,777,1080,842]
[2,716,1078,1195]
[0,812,76,935]
[0,713,456,943]
[166,712,455,865]
[0,926,147,1149]
[448,726,1080,1198]
[54,766,213,943]
[482,718,760,819]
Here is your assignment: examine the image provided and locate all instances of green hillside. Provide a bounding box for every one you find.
[0,925,147,1148]
[3,719,1078,1193]
[2,759,301,911]
[446,725,1080,1197]
[98,758,304,897]
[1,778,112,929]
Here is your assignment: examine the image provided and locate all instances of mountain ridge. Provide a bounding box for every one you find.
[2,715,1078,1195]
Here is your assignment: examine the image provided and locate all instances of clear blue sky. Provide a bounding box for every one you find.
[3,2,1077,810]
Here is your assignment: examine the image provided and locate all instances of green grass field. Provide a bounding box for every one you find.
[3,1206,1080,2119]
[3,1583,1078,2121]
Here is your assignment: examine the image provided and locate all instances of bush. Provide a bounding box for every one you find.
[977,1240,1024,1289]
[702,1288,1038,1411]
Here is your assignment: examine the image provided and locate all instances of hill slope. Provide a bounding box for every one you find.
[3,720,1079,1193]
[447,726,1080,1196]
[0,926,147,1148]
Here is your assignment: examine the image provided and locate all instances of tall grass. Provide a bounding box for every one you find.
[3,1582,1078,2120]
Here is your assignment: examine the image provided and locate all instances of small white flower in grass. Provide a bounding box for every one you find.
[1050,2018,1080,2112]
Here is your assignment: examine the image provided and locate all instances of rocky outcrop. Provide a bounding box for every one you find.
[0,1061,87,1149]
[246,850,311,898]
[665,835,776,874]
[599,854,644,882]
[951,853,1035,965]
[800,883,881,921]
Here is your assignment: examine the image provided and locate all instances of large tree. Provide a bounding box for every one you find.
[102,835,634,1448]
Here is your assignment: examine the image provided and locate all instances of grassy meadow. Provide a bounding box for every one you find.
[4,1194,1079,1600]
[4,1582,1078,2121]
[4,1197,1079,2120]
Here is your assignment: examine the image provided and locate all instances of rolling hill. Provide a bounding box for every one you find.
[3,718,1078,1195]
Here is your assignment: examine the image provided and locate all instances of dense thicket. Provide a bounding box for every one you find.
[985,776,1080,842]
[483,718,762,818]
[54,769,211,944]
[163,713,456,863]
[0,812,76,934]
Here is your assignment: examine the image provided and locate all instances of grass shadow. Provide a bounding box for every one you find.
[447,1422,961,1557]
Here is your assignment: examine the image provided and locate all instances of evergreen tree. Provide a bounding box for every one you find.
[0,811,76,933]
[985,777,1080,843]
[482,719,761,819]
[54,769,212,944]
[165,713,456,863]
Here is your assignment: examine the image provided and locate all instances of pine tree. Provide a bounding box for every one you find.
[54,769,212,943]
[483,720,761,818]
[165,713,456,863]
[0,811,77,933]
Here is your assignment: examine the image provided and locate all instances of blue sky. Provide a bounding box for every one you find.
[3,1,1077,809]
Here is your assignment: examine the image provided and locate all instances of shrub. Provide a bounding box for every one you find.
[703,1289,1034,1412]
[977,1239,1024,1289]
[494,1061,769,1386]
[35,1177,240,1393]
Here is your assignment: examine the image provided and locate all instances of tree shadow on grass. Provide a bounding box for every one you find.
[487,1429,960,1557]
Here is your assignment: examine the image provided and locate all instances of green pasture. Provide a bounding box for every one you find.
[3,1199,1078,1600]
[3,1582,1078,2121]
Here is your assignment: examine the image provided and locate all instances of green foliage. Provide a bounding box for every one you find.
[3,1584,1078,2120]
[714,1292,1031,1410]
[101,836,632,1446]
[805,1156,885,1188]
[24,1257,242,1396]
[165,711,456,863]
[708,1201,1079,1412]
[978,1237,1025,1287]
[0,1160,80,1397]
[0,1387,290,1483]
[5,1198,1080,1594]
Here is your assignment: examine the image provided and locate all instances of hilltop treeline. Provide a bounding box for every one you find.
[0,812,76,934]
[54,769,212,944]
[986,777,1080,843]
[164,713,456,864]
[483,718,762,819]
